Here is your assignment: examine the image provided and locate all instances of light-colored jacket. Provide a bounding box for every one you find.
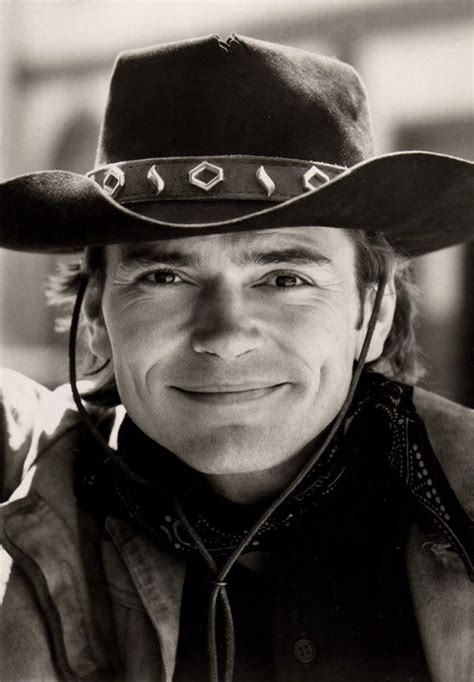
[0,369,473,681]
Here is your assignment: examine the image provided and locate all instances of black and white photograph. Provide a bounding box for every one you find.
[1,1,473,680]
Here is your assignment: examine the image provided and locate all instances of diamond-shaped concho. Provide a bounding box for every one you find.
[189,161,224,192]
[302,165,330,191]
[102,166,125,198]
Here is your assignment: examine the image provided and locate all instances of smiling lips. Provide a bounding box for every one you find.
[172,383,288,405]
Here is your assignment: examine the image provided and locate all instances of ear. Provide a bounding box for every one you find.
[355,277,396,363]
[83,276,112,362]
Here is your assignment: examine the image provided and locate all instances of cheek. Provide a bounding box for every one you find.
[280,298,360,372]
[289,306,360,422]
[102,293,185,382]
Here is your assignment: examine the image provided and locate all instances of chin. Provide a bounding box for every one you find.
[166,427,282,475]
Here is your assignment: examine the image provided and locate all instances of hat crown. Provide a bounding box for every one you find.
[96,34,374,167]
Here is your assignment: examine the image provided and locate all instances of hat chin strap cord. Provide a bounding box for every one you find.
[69,271,387,682]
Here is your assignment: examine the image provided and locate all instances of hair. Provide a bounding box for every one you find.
[352,230,423,383]
[47,230,424,406]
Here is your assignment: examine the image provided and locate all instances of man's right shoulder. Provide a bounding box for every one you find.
[0,368,81,501]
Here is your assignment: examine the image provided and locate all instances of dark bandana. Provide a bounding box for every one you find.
[75,372,474,578]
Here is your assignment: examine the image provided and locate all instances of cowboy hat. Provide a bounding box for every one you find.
[1,34,472,255]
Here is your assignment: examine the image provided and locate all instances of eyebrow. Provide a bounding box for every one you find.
[116,250,201,272]
[116,245,332,272]
[244,248,331,267]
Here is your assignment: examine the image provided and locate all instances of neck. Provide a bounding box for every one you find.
[204,445,315,505]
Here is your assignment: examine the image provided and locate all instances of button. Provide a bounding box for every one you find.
[293,638,316,664]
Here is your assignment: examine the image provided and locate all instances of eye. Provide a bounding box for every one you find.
[141,269,184,285]
[265,272,312,288]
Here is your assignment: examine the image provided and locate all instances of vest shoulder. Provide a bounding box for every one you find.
[413,386,473,444]
[413,386,474,512]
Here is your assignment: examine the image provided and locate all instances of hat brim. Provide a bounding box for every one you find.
[1,151,472,256]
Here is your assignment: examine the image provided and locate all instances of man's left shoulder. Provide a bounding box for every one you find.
[413,386,474,513]
[408,389,474,680]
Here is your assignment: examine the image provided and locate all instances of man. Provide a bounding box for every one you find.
[0,34,473,682]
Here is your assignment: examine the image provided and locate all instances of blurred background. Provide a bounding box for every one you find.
[0,0,473,405]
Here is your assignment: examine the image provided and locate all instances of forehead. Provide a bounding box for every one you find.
[109,226,357,267]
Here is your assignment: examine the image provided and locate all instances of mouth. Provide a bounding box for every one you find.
[171,383,288,405]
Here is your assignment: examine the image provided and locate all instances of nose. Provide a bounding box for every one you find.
[191,283,264,360]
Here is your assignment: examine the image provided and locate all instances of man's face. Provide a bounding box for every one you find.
[93,227,370,475]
